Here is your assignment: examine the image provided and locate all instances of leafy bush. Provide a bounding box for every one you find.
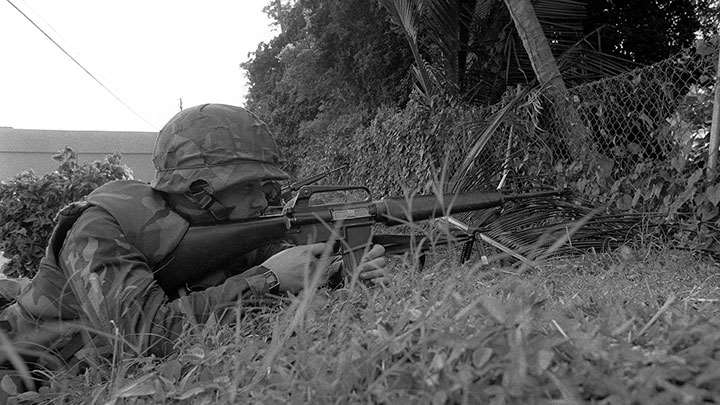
[294,96,487,197]
[0,147,133,277]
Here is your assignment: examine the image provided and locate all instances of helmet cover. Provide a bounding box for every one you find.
[151,104,288,194]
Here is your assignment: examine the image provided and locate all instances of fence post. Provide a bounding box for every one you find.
[707,47,720,175]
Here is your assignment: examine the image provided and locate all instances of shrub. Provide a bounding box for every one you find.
[0,147,133,277]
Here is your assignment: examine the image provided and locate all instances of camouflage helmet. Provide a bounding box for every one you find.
[151,104,289,194]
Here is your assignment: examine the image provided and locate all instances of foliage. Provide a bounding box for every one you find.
[378,0,706,106]
[14,247,720,403]
[584,0,703,65]
[314,94,503,196]
[546,156,720,260]
[0,147,132,277]
[243,0,710,187]
[242,0,413,175]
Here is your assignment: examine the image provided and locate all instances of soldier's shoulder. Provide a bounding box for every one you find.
[86,180,169,212]
[53,181,149,222]
[88,179,155,199]
[83,180,188,265]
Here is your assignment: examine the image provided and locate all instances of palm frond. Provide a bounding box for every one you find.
[556,26,640,84]
[380,0,436,103]
[449,87,531,192]
[477,196,664,261]
[421,0,475,92]
[473,0,496,20]
[494,3,638,89]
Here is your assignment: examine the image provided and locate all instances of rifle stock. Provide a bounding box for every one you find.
[154,216,291,293]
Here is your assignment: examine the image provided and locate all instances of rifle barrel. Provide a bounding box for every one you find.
[376,190,561,225]
[505,190,562,201]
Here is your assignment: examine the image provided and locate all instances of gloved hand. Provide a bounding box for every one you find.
[261,243,334,293]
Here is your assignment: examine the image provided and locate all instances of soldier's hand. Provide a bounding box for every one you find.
[261,243,332,293]
[357,244,388,285]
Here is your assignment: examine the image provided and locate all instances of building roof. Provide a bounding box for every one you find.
[0,127,157,154]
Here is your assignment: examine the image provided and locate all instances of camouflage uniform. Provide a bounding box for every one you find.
[0,104,290,370]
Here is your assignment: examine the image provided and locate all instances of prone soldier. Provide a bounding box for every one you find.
[0,104,388,379]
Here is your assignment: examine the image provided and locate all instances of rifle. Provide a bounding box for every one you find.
[154,185,561,294]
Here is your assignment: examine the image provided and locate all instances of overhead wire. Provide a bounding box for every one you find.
[13,0,63,40]
[5,0,157,129]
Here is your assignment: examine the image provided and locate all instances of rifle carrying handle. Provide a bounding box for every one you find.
[293,185,371,209]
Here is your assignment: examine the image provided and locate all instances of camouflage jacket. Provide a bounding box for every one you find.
[2,180,285,362]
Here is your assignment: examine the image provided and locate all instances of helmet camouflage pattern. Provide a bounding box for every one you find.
[151,104,289,194]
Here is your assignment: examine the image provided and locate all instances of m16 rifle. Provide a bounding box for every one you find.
[154,185,561,294]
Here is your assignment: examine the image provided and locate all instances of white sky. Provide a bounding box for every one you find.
[0,0,277,131]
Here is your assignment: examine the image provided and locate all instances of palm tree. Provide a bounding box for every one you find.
[380,0,636,104]
[502,0,567,97]
[502,0,593,155]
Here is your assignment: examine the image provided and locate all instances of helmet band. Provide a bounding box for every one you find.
[185,180,234,222]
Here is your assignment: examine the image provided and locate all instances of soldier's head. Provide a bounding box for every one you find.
[151,103,288,223]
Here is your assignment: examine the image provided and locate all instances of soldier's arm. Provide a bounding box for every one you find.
[58,206,271,356]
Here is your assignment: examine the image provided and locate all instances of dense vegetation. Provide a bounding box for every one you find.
[243,0,714,181]
[0,148,132,277]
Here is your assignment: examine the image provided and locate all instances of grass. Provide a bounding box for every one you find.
[6,243,720,404]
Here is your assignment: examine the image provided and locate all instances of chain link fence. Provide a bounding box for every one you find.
[340,39,718,199]
[435,40,719,259]
[456,39,719,194]
[568,40,719,179]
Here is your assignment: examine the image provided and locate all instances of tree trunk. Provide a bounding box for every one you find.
[502,0,591,159]
[503,0,568,95]
[706,48,720,176]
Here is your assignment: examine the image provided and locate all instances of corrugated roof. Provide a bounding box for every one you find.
[0,127,157,154]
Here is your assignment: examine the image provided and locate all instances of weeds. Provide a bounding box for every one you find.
[5,242,718,404]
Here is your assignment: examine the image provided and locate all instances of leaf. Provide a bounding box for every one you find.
[631,188,643,208]
[15,391,39,401]
[174,383,220,400]
[688,168,703,189]
[698,203,718,222]
[472,347,493,369]
[671,155,687,173]
[114,373,157,398]
[1,375,17,395]
[537,349,553,371]
[627,142,642,155]
[430,352,447,372]
[547,371,581,403]
[479,295,506,323]
[408,308,422,321]
[696,366,720,386]
[696,40,715,56]
[616,194,633,211]
[638,113,653,127]
[158,359,182,381]
[705,183,720,206]
[180,346,206,363]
